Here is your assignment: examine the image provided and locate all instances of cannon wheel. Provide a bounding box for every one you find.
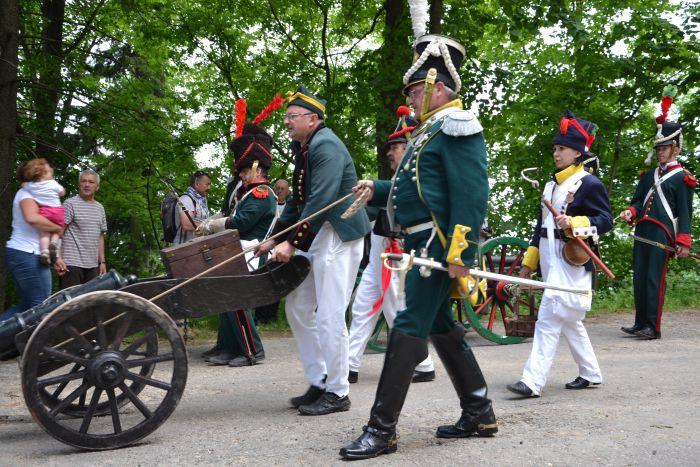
[460,236,539,345]
[21,290,187,450]
[38,332,158,418]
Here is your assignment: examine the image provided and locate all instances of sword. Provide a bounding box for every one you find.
[381,252,592,297]
[628,234,700,262]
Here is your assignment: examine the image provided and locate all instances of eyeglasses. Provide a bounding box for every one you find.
[405,88,422,99]
[284,112,315,121]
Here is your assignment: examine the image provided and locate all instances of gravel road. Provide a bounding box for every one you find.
[0,310,698,466]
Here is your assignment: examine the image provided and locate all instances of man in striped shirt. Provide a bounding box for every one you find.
[55,169,108,289]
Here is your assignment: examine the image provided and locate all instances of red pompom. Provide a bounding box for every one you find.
[235,99,247,137]
[253,95,285,125]
[396,105,411,118]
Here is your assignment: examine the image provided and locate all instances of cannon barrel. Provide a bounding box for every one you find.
[0,270,134,360]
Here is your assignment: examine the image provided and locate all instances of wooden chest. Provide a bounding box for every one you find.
[160,230,248,278]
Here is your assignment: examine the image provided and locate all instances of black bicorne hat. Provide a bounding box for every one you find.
[403,34,466,93]
[552,110,597,155]
[229,123,273,172]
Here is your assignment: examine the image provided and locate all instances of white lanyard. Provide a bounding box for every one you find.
[644,166,682,235]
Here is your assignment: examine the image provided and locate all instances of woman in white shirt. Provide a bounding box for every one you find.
[1,159,64,322]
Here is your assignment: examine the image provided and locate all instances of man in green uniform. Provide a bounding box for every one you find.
[620,119,695,339]
[198,123,278,365]
[256,85,370,415]
[340,34,497,460]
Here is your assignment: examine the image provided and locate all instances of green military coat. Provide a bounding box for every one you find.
[275,124,370,250]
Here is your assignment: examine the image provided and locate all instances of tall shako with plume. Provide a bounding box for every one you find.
[645,86,682,166]
[229,96,285,182]
[403,0,465,121]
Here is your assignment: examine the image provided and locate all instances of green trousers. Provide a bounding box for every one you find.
[217,309,264,356]
[392,231,460,338]
[632,222,671,332]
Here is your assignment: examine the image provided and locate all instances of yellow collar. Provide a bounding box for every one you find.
[554,164,584,184]
[420,99,463,123]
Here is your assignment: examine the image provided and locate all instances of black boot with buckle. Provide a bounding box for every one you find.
[339,331,428,460]
[431,323,498,439]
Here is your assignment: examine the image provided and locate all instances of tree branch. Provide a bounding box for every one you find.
[63,0,108,55]
[267,0,324,71]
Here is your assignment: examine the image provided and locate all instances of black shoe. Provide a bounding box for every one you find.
[412,370,435,383]
[339,426,398,460]
[228,349,265,367]
[506,381,538,397]
[206,350,235,365]
[635,326,659,340]
[621,324,642,335]
[202,345,221,358]
[565,376,601,389]
[436,407,498,438]
[290,385,325,408]
[348,370,358,384]
[298,392,350,415]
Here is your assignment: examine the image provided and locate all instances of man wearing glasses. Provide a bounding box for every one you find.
[340,35,496,459]
[257,84,370,416]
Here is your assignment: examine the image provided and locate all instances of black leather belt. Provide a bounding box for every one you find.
[539,228,568,240]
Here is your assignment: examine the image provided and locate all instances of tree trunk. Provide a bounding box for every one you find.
[0,0,20,309]
[33,0,66,167]
[429,0,442,34]
[375,0,411,180]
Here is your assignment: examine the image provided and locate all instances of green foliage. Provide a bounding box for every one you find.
[8,0,700,292]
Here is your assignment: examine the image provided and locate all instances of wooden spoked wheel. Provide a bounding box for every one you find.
[460,236,540,345]
[21,291,187,450]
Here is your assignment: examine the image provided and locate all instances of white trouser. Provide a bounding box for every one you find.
[521,238,602,395]
[285,222,363,397]
[347,231,434,373]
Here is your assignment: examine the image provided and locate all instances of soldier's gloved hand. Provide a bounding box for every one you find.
[195,216,228,237]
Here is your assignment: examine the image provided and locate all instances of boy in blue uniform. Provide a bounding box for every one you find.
[507,111,612,398]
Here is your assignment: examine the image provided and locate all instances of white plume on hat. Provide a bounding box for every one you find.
[408,0,429,39]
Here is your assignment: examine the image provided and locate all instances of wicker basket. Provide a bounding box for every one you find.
[504,315,537,337]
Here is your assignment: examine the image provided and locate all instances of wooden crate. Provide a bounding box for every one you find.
[160,230,248,278]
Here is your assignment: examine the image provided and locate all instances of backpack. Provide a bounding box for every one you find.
[161,193,194,243]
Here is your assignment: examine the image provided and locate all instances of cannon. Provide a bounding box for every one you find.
[0,256,310,451]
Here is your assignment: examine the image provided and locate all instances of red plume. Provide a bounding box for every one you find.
[396,105,411,117]
[655,86,677,124]
[656,96,673,124]
[234,99,247,137]
[253,95,285,125]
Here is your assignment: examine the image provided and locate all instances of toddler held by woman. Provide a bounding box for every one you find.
[21,158,65,264]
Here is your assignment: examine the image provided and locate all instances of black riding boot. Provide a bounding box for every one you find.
[431,323,498,438]
[339,331,428,460]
